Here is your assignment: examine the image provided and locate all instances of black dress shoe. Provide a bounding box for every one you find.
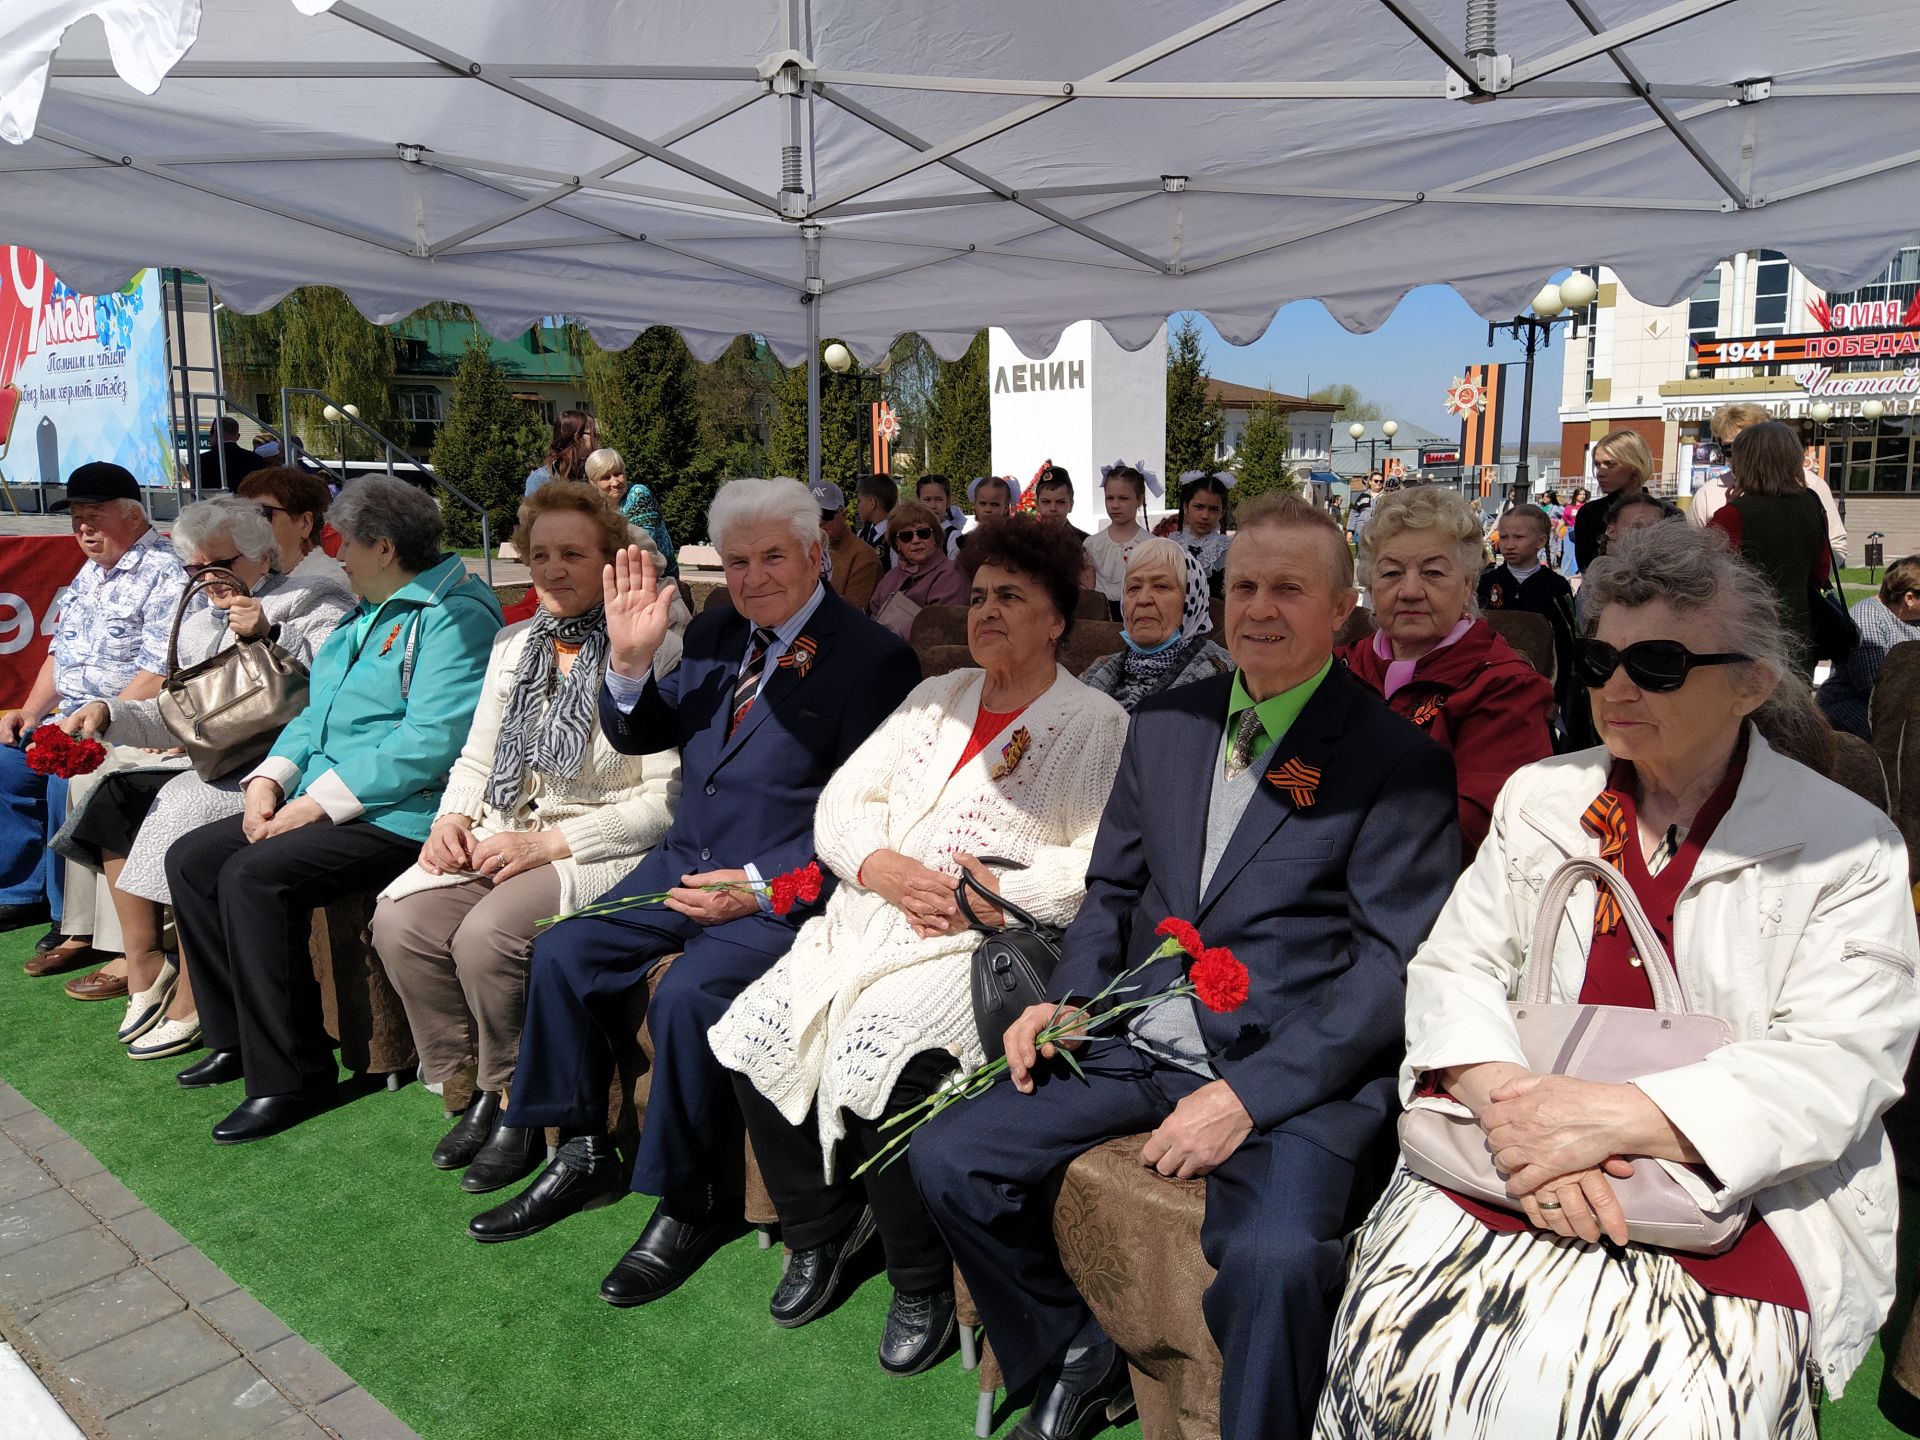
[211,1092,324,1144]
[0,903,52,935]
[176,1050,244,1089]
[468,1134,622,1243]
[598,1207,742,1307]
[460,1124,544,1194]
[33,927,65,954]
[1011,1336,1134,1440]
[769,1207,876,1328]
[878,1287,958,1376]
[432,1091,501,1170]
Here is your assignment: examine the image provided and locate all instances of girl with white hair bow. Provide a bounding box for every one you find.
[1084,460,1162,615]
[1174,469,1235,597]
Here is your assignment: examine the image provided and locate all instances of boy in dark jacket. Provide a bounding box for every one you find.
[1477,504,1580,742]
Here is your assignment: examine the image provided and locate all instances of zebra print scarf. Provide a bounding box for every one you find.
[487,604,609,814]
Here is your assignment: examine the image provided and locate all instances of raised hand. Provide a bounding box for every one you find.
[603,544,678,681]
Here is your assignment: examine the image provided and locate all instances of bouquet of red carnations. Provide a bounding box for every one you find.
[537,860,824,927]
[25,724,107,779]
[852,917,1249,1176]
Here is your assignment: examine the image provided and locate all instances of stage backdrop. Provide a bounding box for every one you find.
[0,535,84,707]
[1,247,170,489]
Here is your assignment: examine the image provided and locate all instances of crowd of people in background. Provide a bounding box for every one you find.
[1,393,1917,1439]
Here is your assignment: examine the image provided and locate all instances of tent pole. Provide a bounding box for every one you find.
[804,224,823,487]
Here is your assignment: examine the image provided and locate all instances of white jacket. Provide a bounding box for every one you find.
[1401,732,1919,1396]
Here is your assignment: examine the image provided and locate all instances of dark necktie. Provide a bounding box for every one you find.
[730,626,779,735]
[1224,708,1265,780]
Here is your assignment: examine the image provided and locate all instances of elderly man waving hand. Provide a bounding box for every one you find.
[913,493,1460,1440]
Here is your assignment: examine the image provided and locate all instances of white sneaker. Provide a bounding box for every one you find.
[118,958,180,1044]
[128,1013,201,1060]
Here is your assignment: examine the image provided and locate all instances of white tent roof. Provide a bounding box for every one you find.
[5,0,1920,363]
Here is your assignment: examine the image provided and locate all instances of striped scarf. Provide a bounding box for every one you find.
[487,604,609,814]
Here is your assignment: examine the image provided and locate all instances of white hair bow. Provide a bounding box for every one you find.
[967,475,1023,505]
[1101,458,1164,497]
[1178,469,1238,489]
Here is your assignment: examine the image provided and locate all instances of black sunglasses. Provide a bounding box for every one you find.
[894,526,937,544]
[1573,637,1752,693]
[185,555,243,578]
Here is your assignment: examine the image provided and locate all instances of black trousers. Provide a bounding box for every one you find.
[165,813,418,1098]
[731,1050,953,1294]
[911,1038,1361,1440]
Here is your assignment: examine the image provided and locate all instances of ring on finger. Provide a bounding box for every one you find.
[1537,1199,1563,1211]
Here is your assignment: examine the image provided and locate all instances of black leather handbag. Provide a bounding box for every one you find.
[960,857,1063,1061]
[1807,541,1860,664]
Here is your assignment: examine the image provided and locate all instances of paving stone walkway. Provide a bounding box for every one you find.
[0,1081,421,1440]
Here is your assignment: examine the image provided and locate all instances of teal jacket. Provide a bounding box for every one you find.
[262,553,503,842]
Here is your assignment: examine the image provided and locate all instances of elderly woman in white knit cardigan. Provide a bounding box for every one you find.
[372,483,681,1195]
[709,520,1128,1377]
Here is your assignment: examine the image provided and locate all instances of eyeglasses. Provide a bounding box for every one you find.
[819,510,839,523]
[253,503,290,519]
[1573,637,1752,693]
[894,527,937,544]
[185,556,243,578]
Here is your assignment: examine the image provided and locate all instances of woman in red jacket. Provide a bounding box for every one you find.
[1339,485,1554,859]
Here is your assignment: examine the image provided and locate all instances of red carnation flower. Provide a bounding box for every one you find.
[769,874,799,916]
[1155,916,1204,959]
[25,725,105,780]
[1190,946,1250,1014]
[795,861,823,905]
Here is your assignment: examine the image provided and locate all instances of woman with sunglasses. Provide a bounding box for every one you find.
[1340,485,1554,861]
[56,496,354,1057]
[232,466,349,591]
[1318,522,1919,1440]
[863,499,967,635]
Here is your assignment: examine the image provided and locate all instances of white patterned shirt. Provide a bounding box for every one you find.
[52,529,187,712]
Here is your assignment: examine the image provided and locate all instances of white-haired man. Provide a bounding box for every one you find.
[0,463,185,945]
[470,478,922,1305]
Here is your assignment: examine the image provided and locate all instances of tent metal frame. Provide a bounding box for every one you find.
[20,0,1920,483]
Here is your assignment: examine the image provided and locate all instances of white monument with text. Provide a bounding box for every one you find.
[989,321,1167,532]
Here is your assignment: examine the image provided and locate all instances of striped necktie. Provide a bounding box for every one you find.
[730,626,779,735]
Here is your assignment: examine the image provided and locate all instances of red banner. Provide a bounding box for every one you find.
[0,535,84,707]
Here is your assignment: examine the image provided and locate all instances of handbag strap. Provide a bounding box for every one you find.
[164,567,253,675]
[1523,855,1687,1013]
[954,855,1046,933]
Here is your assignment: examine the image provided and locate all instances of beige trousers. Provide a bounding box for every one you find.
[370,866,562,1094]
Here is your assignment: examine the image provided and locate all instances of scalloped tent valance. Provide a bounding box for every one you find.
[4,1,1918,382]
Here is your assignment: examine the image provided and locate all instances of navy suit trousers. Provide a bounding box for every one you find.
[912,1038,1356,1440]
[507,850,789,1203]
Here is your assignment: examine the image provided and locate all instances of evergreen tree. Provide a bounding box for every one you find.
[430,334,543,549]
[584,325,710,543]
[1232,393,1297,503]
[768,340,868,487]
[1165,315,1224,477]
[927,332,991,492]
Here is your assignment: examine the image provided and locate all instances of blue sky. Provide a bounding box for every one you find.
[1189,285,1572,442]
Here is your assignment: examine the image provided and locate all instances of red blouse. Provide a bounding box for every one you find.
[952,702,1027,777]
[1441,744,1807,1311]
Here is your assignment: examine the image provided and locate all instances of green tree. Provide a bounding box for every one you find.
[218,287,396,458]
[430,334,543,549]
[927,331,991,490]
[1166,314,1224,478]
[1308,382,1383,421]
[584,325,709,541]
[1231,392,1297,503]
[768,340,868,487]
[688,334,781,532]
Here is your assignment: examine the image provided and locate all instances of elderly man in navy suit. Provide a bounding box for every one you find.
[471,478,921,1306]
[914,493,1459,1440]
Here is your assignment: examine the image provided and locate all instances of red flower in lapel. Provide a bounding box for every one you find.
[1264,757,1321,807]
[778,634,819,677]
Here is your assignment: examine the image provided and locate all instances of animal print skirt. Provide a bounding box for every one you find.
[1313,1168,1815,1440]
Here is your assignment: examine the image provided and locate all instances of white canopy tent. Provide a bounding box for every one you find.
[6,0,1920,479]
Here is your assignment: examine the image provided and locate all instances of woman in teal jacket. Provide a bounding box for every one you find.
[164,475,504,1145]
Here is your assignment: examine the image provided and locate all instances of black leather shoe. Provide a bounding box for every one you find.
[770,1207,877,1328]
[468,1134,622,1243]
[460,1124,544,1194]
[432,1091,501,1170]
[1011,1337,1135,1440]
[33,927,65,954]
[878,1287,958,1376]
[0,903,51,935]
[176,1050,244,1089]
[211,1092,323,1144]
[598,1207,741,1307]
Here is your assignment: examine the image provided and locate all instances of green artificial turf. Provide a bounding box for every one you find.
[2,920,1916,1439]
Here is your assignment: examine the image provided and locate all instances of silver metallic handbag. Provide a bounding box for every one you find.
[1397,855,1750,1254]
[156,569,311,782]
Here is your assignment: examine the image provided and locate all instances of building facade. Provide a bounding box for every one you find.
[1207,379,1337,474]
[1558,246,1920,551]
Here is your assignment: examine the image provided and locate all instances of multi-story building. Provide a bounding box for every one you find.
[1207,379,1337,473]
[1558,247,1920,551]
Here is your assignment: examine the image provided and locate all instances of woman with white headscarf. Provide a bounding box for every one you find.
[1079,538,1232,710]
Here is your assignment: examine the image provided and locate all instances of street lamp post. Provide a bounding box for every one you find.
[1806,398,1883,518]
[1488,272,1598,503]
[1344,418,1401,471]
